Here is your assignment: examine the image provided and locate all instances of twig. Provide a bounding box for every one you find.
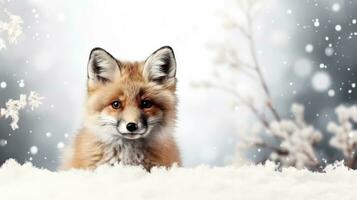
[245,9,281,122]
[203,83,271,128]
[255,142,288,155]
[347,154,357,169]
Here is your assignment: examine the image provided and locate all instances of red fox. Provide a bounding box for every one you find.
[61,46,181,171]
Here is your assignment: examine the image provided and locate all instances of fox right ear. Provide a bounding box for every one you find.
[87,47,120,83]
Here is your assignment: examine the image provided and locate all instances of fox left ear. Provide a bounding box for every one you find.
[87,47,120,84]
[143,46,176,84]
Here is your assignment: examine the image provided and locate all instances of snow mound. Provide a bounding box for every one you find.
[0,159,356,200]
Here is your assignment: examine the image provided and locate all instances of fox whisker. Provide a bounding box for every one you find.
[147,120,162,126]
[99,122,117,127]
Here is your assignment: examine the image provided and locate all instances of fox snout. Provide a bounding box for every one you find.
[116,106,148,138]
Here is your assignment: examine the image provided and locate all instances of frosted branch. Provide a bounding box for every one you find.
[0,92,44,130]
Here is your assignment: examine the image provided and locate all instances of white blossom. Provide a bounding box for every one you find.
[268,104,322,169]
[328,105,357,158]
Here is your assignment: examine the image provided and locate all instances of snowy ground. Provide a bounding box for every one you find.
[0,160,357,200]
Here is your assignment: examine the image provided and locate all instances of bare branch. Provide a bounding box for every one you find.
[244,10,281,121]
[255,142,288,155]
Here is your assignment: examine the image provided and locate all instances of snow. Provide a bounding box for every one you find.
[331,3,341,12]
[56,142,64,149]
[293,58,312,77]
[1,159,357,200]
[0,139,7,147]
[319,63,327,69]
[311,72,331,92]
[29,146,38,155]
[0,81,7,88]
[45,132,52,137]
[313,19,319,27]
[305,44,314,53]
[325,47,334,56]
[18,79,25,88]
[328,89,336,97]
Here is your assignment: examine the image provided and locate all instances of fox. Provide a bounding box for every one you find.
[61,46,181,171]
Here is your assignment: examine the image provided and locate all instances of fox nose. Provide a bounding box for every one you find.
[126,122,138,132]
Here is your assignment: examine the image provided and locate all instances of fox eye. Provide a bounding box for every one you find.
[111,100,121,109]
[141,99,153,109]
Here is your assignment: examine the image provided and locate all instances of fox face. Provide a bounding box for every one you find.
[84,46,177,142]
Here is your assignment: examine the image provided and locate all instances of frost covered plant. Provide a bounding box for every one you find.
[238,104,322,169]
[0,7,23,50]
[268,104,322,169]
[0,92,44,130]
[328,105,357,168]
[192,0,328,169]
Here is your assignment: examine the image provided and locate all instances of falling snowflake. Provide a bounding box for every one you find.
[313,19,320,27]
[305,44,314,53]
[332,3,341,12]
[30,146,38,155]
[328,89,336,97]
[0,139,7,147]
[325,47,334,56]
[57,142,65,149]
[0,81,7,88]
[311,72,331,92]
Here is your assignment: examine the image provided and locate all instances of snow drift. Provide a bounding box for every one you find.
[0,160,357,200]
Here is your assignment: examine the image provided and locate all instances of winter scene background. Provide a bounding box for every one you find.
[2,0,357,199]
[0,0,357,173]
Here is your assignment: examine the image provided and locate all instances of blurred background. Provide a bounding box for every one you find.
[0,0,356,170]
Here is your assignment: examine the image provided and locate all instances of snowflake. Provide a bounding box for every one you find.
[4,10,23,44]
[0,92,44,130]
[0,8,23,48]
[0,94,27,130]
[28,91,44,110]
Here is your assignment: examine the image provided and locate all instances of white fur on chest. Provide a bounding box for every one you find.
[98,139,146,166]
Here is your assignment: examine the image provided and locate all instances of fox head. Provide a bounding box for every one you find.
[84,46,177,142]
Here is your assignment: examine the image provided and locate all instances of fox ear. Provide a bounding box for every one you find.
[143,46,176,84]
[87,47,120,83]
